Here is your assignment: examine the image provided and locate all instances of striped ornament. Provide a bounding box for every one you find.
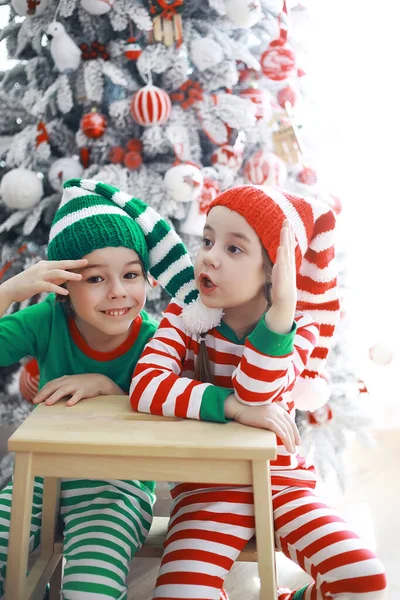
[130,84,172,127]
[243,149,287,187]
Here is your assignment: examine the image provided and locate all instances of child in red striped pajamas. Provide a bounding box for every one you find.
[130,186,387,600]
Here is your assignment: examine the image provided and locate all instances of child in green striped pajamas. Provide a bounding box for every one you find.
[0,178,200,600]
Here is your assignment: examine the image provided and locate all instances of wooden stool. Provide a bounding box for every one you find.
[6,395,277,600]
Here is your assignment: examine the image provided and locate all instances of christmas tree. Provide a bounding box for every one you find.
[0,0,365,489]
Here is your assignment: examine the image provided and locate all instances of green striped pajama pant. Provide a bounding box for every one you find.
[0,477,155,599]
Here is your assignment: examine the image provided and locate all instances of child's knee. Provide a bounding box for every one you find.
[333,557,387,600]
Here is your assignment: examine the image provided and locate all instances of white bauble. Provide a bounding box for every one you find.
[164,163,203,203]
[48,157,84,191]
[224,0,262,28]
[81,0,114,15]
[369,343,393,366]
[0,169,43,210]
[11,0,49,17]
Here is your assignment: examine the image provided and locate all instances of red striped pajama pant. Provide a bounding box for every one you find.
[153,478,387,600]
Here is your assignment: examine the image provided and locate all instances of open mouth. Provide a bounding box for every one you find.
[199,273,217,294]
[102,308,131,317]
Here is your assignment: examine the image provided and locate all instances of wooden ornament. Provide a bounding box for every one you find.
[147,0,184,47]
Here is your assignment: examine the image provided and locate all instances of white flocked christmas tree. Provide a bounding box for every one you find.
[0,0,370,489]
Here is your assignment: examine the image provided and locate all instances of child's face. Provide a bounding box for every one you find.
[194,206,266,312]
[66,246,146,340]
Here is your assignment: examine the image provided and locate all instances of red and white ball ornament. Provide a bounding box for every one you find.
[211,144,243,173]
[307,404,334,427]
[130,84,172,127]
[11,0,49,17]
[48,157,84,191]
[239,87,269,119]
[260,39,297,82]
[164,162,203,203]
[297,166,318,185]
[277,85,297,109]
[125,37,142,61]
[81,0,114,15]
[244,149,287,187]
[80,110,107,139]
[199,177,220,214]
[0,168,43,210]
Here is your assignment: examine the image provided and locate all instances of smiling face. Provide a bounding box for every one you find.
[194,206,267,319]
[66,246,146,347]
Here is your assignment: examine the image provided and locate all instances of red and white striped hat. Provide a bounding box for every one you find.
[208,185,340,410]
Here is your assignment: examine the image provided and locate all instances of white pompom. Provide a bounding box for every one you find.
[0,168,43,210]
[181,297,223,335]
[292,376,331,412]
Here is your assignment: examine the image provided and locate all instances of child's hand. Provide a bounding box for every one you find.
[234,402,300,454]
[32,374,124,406]
[0,259,88,304]
[265,219,297,334]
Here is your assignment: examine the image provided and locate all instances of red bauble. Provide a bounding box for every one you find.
[130,84,172,127]
[126,138,143,153]
[307,405,333,427]
[80,111,107,139]
[277,85,297,108]
[260,40,297,81]
[211,145,243,172]
[199,178,220,214]
[80,147,90,168]
[19,357,40,403]
[109,146,125,164]
[297,166,318,185]
[125,37,142,60]
[124,151,142,170]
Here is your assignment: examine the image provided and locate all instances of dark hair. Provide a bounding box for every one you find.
[194,246,274,384]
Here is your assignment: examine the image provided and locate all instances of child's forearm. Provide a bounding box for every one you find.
[264,304,295,335]
[0,284,14,319]
[224,393,245,419]
[103,378,125,396]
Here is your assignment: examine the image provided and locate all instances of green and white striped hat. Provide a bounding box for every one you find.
[47,178,222,331]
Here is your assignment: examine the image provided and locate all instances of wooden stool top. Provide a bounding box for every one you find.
[9,395,276,461]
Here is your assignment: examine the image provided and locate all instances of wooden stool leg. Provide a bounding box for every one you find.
[5,452,34,600]
[42,477,62,599]
[40,478,61,558]
[24,478,61,599]
[252,460,277,600]
[49,556,63,600]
